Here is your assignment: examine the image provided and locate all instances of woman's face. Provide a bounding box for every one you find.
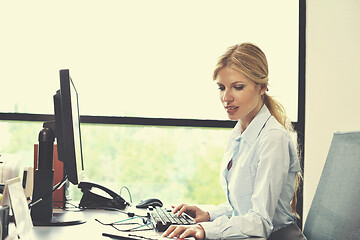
[215,67,265,130]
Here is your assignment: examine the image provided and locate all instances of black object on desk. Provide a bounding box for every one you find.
[30,126,56,224]
[102,232,189,240]
[136,198,163,209]
[103,232,144,240]
[78,181,130,210]
[30,125,85,226]
[0,205,10,240]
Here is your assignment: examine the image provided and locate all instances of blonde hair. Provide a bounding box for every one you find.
[214,42,301,218]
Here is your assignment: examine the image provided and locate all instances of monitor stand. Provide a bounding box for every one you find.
[31,126,85,227]
[32,211,86,226]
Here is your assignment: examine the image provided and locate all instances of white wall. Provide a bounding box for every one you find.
[304,0,360,222]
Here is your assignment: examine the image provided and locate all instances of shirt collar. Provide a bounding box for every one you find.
[232,104,272,145]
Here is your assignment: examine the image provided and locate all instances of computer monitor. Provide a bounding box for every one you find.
[30,69,85,226]
[31,69,127,226]
[55,69,84,185]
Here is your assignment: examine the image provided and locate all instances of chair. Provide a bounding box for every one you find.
[267,223,306,240]
[303,131,360,239]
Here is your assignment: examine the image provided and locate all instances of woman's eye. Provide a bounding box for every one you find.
[218,85,225,91]
[234,86,244,90]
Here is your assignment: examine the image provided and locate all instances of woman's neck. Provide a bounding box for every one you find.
[239,102,264,132]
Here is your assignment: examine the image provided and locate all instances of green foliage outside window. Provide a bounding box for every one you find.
[0,121,229,206]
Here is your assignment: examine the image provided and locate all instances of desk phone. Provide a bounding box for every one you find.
[78,181,130,210]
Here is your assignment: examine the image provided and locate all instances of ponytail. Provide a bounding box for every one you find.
[263,94,293,131]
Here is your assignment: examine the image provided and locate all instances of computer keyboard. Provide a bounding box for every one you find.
[147,206,196,232]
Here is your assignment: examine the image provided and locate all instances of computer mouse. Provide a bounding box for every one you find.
[135,198,163,208]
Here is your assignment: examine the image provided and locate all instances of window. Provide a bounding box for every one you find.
[0,0,302,207]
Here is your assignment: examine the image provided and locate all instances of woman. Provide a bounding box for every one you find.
[162,43,302,239]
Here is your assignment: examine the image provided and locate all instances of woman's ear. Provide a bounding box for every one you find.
[260,83,268,95]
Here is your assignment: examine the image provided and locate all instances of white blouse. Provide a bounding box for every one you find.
[200,105,301,239]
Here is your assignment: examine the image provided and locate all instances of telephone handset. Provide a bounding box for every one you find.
[78,181,130,210]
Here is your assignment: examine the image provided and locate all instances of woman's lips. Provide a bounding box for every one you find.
[225,106,239,114]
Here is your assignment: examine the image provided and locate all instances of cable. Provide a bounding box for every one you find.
[79,206,147,218]
[52,176,68,191]
[53,201,84,211]
[28,175,68,209]
[119,186,132,206]
[95,217,139,226]
[96,218,153,232]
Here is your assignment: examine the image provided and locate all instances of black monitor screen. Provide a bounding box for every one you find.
[55,69,84,185]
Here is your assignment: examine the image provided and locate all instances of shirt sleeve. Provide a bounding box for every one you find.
[207,201,233,220]
[201,130,294,239]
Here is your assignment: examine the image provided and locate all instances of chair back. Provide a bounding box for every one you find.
[303,131,360,239]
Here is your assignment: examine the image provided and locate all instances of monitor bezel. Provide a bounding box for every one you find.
[56,69,84,185]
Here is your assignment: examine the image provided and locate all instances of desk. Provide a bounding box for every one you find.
[12,208,265,240]
[31,209,126,239]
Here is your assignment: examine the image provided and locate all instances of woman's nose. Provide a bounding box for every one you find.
[222,89,234,103]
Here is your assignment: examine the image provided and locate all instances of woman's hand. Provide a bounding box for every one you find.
[162,224,205,240]
[172,204,210,223]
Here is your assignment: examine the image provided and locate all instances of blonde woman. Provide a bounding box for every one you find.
[163,43,303,239]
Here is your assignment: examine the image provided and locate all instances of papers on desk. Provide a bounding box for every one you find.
[2,177,33,240]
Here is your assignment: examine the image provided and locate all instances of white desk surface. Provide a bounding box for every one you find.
[11,207,265,240]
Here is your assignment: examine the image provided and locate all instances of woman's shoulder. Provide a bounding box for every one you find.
[260,116,293,142]
[259,116,299,165]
